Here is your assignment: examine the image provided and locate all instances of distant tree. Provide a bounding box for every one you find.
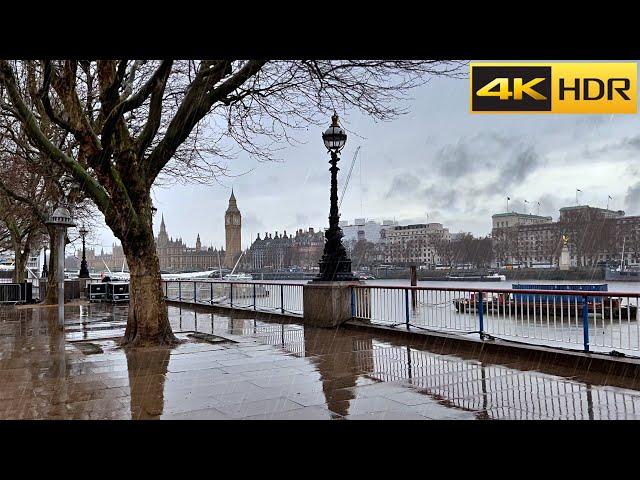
[347,239,377,269]
[0,117,97,299]
[433,237,456,267]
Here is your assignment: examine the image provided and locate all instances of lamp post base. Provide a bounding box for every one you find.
[303,281,359,328]
[312,258,358,282]
[79,260,90,279]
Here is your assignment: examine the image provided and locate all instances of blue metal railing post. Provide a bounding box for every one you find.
[478,291,484,339]
[194,282,197,303]
[210,282,213,304]
[230,283,234,307]
[178,282,182,302]
[404,288,410,330]
[351,287,356,319]
[280,284,284,314]
[253,283,257,311]
[582,295,590,352]
[164,281,168,299]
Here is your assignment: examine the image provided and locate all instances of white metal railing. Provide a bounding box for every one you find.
[162,279,304,316]
[352,285,640,357]
[161,280,640,357]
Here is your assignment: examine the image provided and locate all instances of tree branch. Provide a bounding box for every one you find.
[0,60,111,213]
[146,60,265,183]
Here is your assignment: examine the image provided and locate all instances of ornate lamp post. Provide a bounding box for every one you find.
[45,206,75,329]
[78,226,90,278]
[315,112,357,282]
[41,240,49,278]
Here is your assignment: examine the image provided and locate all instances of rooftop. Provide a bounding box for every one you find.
[492,212,552,220]
[559,205,625,215]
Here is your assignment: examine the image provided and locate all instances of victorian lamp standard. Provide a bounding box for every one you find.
[45,207,75,329]
[78,226,90,278]
[315,112,357,282]
[41,240,49,278]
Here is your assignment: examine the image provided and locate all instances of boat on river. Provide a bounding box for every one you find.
[453,284,637,320]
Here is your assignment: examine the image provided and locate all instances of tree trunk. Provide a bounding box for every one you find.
[44,227,58,305]
[120,225,177,347]
[11,240,28,284]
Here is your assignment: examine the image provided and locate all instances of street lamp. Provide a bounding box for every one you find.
[78,226,90,278]
[45,206,75,329]
[314,112,357,282]
[41,239,49,278]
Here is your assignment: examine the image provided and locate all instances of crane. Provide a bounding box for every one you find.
[339,146,361,209]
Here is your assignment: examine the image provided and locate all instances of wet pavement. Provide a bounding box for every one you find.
[1,302,640,420]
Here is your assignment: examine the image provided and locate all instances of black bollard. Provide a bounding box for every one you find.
[410,265,417,310]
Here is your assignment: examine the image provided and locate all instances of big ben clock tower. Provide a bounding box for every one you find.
[224,189,242,269]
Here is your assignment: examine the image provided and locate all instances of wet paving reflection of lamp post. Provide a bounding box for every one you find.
[315,112,357,282]
[45,207,75,329]
[78,226,90,278]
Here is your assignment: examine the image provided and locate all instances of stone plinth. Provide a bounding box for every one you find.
[303,281,358,328]
[559,245,571,271]
[78,278,90,299]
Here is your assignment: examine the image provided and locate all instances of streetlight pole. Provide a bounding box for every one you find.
[41,241,48,278]
[45,207,75,330]
[315,112,357,282]
[78,226,90,278]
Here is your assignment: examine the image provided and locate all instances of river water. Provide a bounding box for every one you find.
[365,278,640,293]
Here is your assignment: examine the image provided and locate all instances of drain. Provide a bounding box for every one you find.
[74,342,104,355]
[187,332,236,344]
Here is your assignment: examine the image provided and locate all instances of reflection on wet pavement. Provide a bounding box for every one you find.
[1,303,640,420]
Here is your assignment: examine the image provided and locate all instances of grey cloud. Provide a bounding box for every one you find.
[625,182,640,215]
[584,134,640,159]
[241,213,266,233]
[420,184,459,209]
[493,146,542,190]
[432,132,543,191]
[385,174,421,199]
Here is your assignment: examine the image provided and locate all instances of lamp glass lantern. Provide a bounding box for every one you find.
[322,112,347,152]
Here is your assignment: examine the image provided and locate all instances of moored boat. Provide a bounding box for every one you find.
[452,284,637,320]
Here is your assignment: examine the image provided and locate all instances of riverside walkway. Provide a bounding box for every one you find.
[1,302,640,419]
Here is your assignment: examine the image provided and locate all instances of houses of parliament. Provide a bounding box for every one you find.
[155,190,242,272]
[80,191,242,273]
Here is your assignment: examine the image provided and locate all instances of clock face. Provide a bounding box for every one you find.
[233,216,240,225]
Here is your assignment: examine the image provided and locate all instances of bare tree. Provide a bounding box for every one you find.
[0,117,97,300]
[0,59,465,346]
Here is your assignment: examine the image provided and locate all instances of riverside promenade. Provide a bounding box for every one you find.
[2,302,640,420]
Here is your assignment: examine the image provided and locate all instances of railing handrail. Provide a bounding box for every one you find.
[161,279,308,287]
[351,284,639,298]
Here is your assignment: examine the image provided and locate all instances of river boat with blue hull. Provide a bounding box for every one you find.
[605,267,640,282]
[453,283,637,320]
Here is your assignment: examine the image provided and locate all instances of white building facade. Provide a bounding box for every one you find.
[383,223,451,266]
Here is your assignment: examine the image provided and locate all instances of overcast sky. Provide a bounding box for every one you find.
[87,69,640,254]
